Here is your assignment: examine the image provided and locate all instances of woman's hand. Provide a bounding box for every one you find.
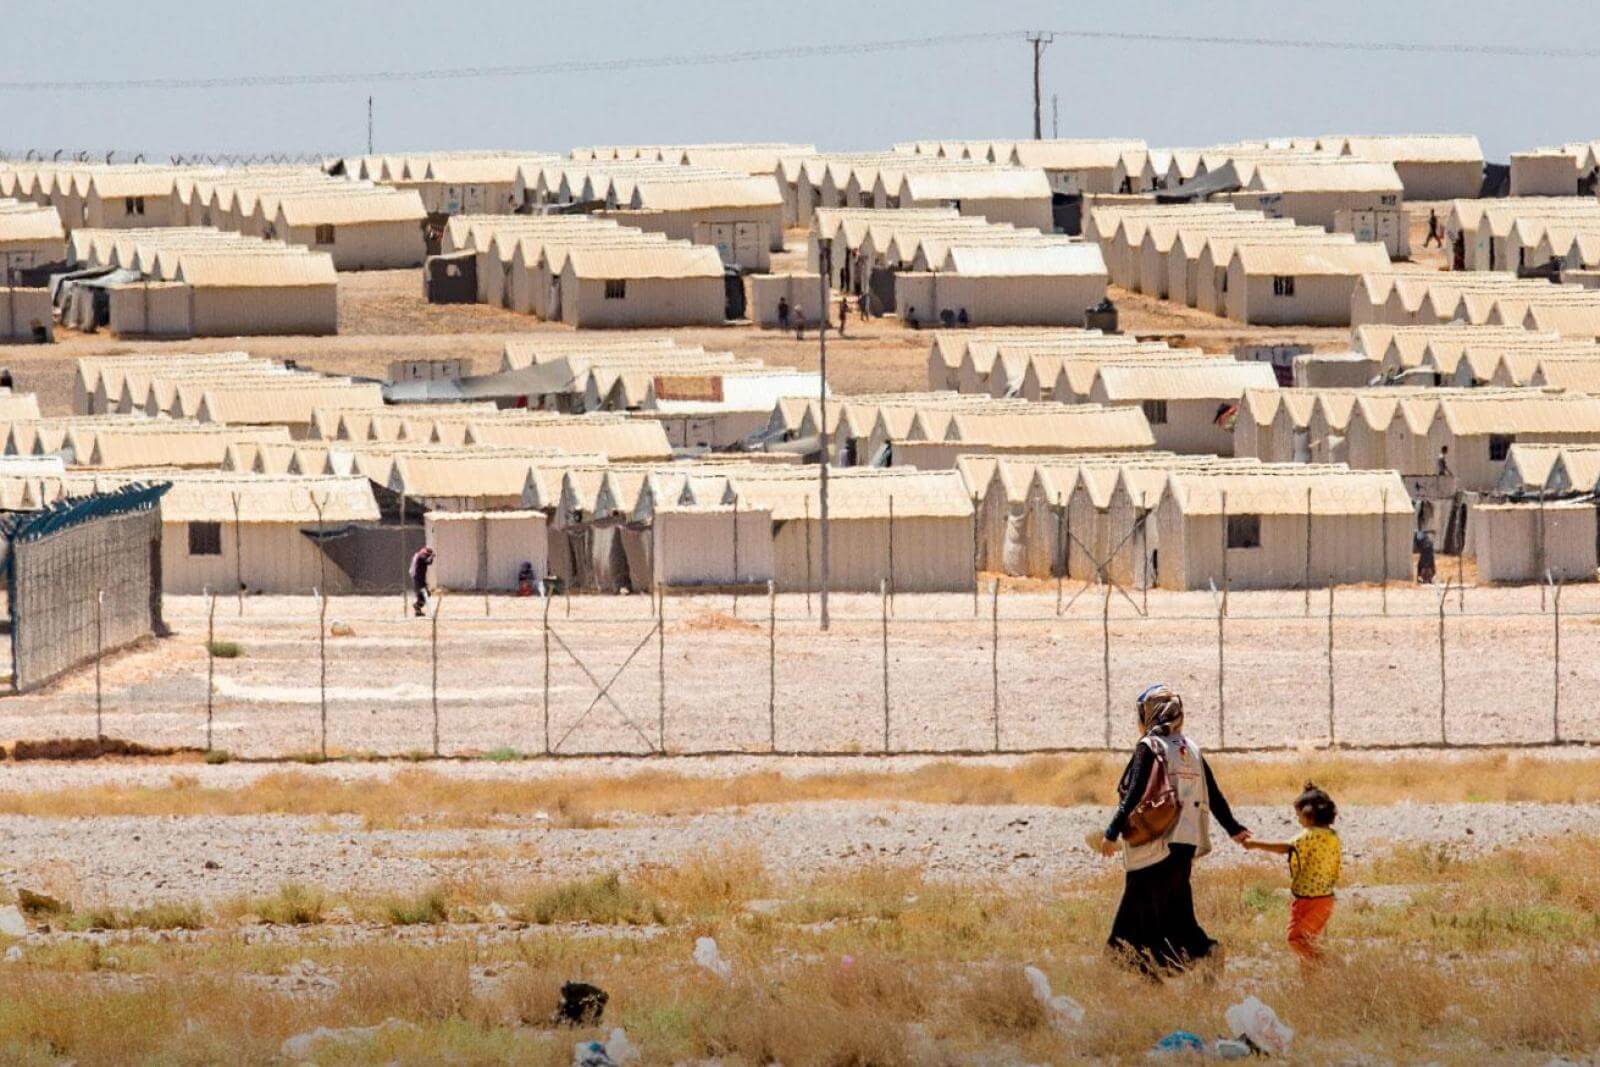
[1231,830,1253,847]
[1095,836,1120,858]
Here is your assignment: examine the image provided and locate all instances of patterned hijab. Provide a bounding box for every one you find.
[1137,684,1184,738]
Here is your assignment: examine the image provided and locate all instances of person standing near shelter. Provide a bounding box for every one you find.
[794,305,805,341]
[776,295,790,331]
[1425,209,1443,248]
[410,545,435,617]
[837,293,849,336]
[1096,685,1251,979]
[1414,528,1437,584]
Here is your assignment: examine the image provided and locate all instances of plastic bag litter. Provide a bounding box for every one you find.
[1151,1030,1205,1055]
[693,936,732,980]
[1022,965,1084,1029]
[573,1028,638,1067]
[1225,996,1293,1056]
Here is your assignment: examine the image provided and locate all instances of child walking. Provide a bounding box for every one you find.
[1244,782,1340,965]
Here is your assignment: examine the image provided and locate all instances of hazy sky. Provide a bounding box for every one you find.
[0,1,1593,161]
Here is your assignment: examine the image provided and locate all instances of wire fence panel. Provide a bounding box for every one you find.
[543,615,661,757]
[664,606,772,754]
[208,597,326,757]
[1328,612,1444,747]
[431,614,545,758]
[1445,604,1555,746]
[1216,611,1331,749]
[891,616,993,753]
[1104,612,1220,750]
[775,619,885,754]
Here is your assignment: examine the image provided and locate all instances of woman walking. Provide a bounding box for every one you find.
[1097,684,1251,977]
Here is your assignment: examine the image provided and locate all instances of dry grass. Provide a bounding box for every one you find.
[0,753,1598,828]
[4,838,1600,1062]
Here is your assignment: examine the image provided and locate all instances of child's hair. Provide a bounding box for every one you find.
[1294,781,1337,827]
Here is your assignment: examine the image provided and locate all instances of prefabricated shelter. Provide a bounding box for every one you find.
[1325,135,1484,201]
[649,503,775,590]
[1234,160,1405,232]
[896,169,1054,231]
[1155,469,1413,590]
[1224,243,1392,326]
[1510,150,1581,197]
[557,246,726,327]
[1470,500,1597,583]
[893,244,1109,327]
[0,201,68,273]
[423,510,549,590]
[270,190,427,269]
[1088,361,1278,455]
[722,469,977,593]
[890,405,1155,469]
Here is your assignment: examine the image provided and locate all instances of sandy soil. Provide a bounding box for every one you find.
[0,788,1582,908]
[2,584,1596,759]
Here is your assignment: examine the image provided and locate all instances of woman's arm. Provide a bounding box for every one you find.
[1242,839,1294,854]
[1202,757,1248,839]
[1104,745,1153,841]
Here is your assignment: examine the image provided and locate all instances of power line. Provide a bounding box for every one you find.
[0,27,1592,95]
[0,32,1021,92]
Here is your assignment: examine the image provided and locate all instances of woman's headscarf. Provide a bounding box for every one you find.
[1136,683,1184,738]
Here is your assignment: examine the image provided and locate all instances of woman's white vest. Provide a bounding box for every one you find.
[1122,732,1211,872]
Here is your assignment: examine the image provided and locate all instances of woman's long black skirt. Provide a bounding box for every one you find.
[1107,843,1216,977]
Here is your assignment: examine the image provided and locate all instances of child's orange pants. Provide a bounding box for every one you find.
[1288,895,1335,961]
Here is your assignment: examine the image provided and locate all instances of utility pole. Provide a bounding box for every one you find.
[818,243,832,631]
[1052,94,1059,139]
[366,96,374,155]
[1027,32,1054,140]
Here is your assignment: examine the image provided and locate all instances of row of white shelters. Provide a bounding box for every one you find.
[1443,197,1600,272]
[439,214,727,326]
[1318,135,1484,201]
[1352,270,1600,340]
[344,150,560,216]
[791,153,1055,232]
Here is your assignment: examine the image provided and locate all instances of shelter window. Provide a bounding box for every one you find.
[1273,275,1296,297]
[604,279,627,300]
[124,197,146,216]
[1226,514,1262,550]
[314,224,336,245]
[1142,400,1169,425]
[187,521,223,557]
[1489,434,1515,462]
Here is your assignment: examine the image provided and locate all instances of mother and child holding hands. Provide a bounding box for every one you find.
[1095,684,1342,978]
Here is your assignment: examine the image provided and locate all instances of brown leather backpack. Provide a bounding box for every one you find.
[1121,742,1181,847]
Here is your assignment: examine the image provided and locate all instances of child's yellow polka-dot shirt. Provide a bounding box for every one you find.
[1288,827,1341,898]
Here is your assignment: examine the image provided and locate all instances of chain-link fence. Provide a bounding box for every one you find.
[0,578,1593,760]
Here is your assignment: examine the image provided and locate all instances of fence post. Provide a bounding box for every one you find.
[1325,583,1335,747]
[1219,491,1230,618]
[1101,581,1112,749]
[768,580,778,753]
[887,495,896,615]
[541,593,552,756]
[971,492,981,618]
[205,590,216,752]
[1303,485,1312,617]
[882,579,891,753]
[657,589,666,754]
[231,492,243,616]
[1380,488,1389,616]
[803,495,813,618]
[1054,493,1065,617]
[317,587,328,759]
[480,516,490,619]
[732,498,741,618]
[991,579,1001,753]
[398,492,408,618]
[1553,577,1562,743]
[1456,535,1465,613]
[94,589,104,739]
[1438,581,1448,745]
[431,593,443,758]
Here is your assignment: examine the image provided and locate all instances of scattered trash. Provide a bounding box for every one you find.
[556,981,609,1026]
[573,1028,638,1067]
[329,621,355,637]
[693,936,731,980]
[1152,1030,1205,1055]
[0,906,27,938]
[4,946,21,963]
[1225,996,1293,1056]
[1023,965,1084,1029]
[280,1018,416,1060]
[1213,1038,1252,1059]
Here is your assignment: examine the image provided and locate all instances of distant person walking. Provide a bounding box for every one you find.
[776,295,790,330]
[1425,209,1444,248]
[858,289,871,320]
[1436,445,1452,480]
[410,546,435,617]
[793,305,805,341]
[1097,685,1251,979]
[1414,528,1437,584]
[837,294,849,336]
